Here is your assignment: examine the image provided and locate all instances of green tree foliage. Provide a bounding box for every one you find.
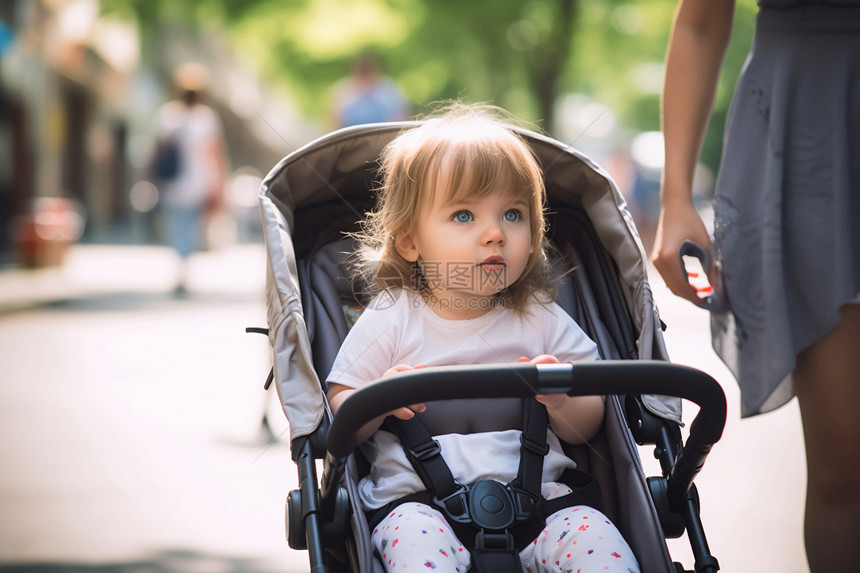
[104,0,757,176]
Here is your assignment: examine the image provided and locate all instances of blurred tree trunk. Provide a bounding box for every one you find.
[528,0,579,135]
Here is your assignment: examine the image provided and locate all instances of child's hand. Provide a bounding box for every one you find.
[519,354,560,365]
[381,364,427,420]
[520,354,604,444]
[519,355,567,409]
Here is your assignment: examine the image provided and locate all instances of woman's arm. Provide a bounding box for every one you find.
[651,0,735,303]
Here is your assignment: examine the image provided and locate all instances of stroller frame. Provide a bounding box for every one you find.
[256,122,726,573]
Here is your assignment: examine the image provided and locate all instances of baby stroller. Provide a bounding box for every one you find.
[254,122,727,573]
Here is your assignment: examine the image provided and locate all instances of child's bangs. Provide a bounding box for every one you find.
[436,138,539,206]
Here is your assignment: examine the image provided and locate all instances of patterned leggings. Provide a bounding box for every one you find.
[372,497,640,572]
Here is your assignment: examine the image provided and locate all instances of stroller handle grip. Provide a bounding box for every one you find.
[326,360,726,504]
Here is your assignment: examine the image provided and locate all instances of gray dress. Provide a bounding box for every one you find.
[710,0,860,417]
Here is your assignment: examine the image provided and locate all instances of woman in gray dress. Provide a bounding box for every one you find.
[650,0,860,570]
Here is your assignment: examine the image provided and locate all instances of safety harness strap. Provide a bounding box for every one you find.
[382,415,469,521]
[378,399,600,567]
[383,400,549,510]
[385,399,548,522]
[471,530,526,573]
[513,399,549,517]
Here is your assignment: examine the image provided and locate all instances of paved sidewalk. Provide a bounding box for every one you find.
[0,243,267,313]
[0,242,301,572]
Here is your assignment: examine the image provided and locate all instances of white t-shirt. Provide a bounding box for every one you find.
[326,289,600,510]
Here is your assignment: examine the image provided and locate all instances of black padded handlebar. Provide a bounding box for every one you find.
[325,360,726,508]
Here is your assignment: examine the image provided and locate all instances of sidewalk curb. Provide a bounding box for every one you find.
[0,244,266,314]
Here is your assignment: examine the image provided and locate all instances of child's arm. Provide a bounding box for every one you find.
[521,355,605,445]
[327,364,427,445]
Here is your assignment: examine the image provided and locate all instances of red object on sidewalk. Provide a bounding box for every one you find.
[13,198,85,267]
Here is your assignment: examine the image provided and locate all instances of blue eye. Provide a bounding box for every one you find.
[453,211,474,223]
[504,209,521,222]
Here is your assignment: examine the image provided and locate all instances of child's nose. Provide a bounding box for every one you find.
[481,222,505,245]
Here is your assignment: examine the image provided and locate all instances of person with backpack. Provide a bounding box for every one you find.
[154,63,228,295]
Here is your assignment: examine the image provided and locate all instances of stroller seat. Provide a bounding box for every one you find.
[299,238,362,380]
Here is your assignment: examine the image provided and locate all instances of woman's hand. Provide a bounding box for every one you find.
[651,197,713,304]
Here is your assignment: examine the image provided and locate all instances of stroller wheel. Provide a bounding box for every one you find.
[287,489,307,549]
[647,476,687,539]
[287,487,352,550]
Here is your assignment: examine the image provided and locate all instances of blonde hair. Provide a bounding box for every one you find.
[352,103,557,312]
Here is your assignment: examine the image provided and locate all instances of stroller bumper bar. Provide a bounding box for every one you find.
[325,360,726,510]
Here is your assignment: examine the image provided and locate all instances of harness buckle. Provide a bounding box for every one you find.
[468,480,516,531]
[508,485,541,521]
[474,529,516,551]
[407,439,442,461]
[433,485,471,523]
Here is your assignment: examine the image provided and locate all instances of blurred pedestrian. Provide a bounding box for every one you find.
[154,63,229,295]
[329,52,409,129]
[650,1,860,571]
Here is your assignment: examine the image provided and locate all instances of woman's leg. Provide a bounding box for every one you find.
[793,304,860,572]
[371,502,470,573]
[523,505,640,573]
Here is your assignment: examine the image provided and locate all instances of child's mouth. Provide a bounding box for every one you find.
[479,257,506,269]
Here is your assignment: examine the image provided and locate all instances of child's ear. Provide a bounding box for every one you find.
[395,233,419,262]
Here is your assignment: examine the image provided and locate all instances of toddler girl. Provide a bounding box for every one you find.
[327,103,639,573]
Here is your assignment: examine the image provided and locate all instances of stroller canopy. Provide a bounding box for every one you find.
[258,122,679,441]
